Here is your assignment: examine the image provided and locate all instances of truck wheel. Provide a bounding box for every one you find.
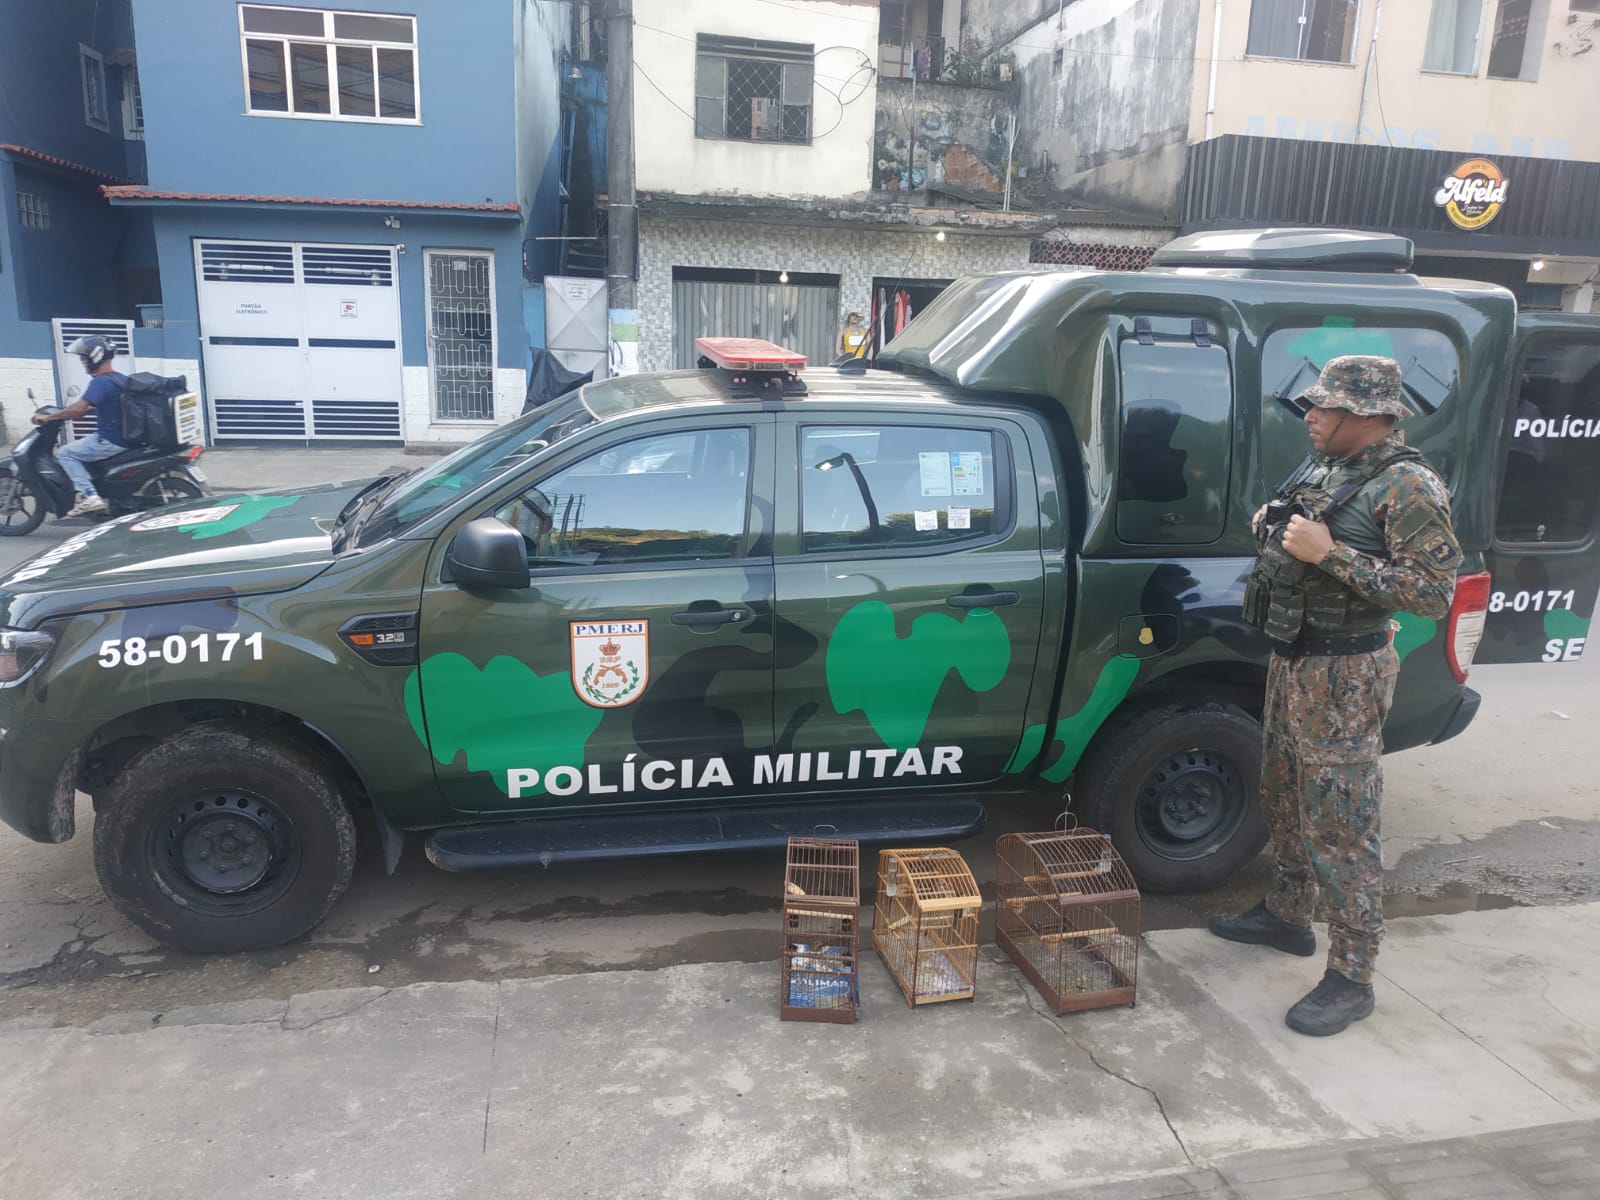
[93,723,357,953]
[0,476,45,536]
[1077,702,1266,893]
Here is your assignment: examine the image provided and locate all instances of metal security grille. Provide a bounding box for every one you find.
[1029,241,1155,272]
[671,275,838,371]
[695,35,812,143]
[200,242,296,284]
[302,245,395,286]
[426,250,496,421]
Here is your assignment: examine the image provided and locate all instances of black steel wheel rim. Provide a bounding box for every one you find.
[1135,746,1246,861]
[147,790,301,914]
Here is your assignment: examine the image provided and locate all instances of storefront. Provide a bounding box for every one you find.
[1177,136,1600,312]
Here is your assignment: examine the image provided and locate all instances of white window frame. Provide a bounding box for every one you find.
[122,67,145,140]
[237,4,422,125]
[18,193,50,231]
[80,44,110,131]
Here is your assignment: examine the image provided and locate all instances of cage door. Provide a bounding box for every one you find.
[426,250,496,421]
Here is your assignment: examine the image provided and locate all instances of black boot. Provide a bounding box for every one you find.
[1286,969,1375,1036]
[1208,900,1316,957]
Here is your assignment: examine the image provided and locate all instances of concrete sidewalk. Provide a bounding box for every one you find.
[196,442,450,493]
[1,903,1595,1199]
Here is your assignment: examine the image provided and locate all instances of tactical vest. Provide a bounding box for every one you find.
[1243,447,1422,646]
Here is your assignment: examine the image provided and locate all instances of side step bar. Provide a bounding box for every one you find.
[424,799,987,871]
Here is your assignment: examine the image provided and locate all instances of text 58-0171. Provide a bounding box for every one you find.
[97,633,265,669]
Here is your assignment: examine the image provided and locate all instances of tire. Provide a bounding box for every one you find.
[130,470,207,509]
[93,722,357,953]
[1076,701,1266,893]
[0,475,46,537]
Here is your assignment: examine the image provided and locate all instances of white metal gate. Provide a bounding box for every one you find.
[425,249,497,421]
[194,239,404,441]
[544,275,608,382]
[51,317,134,441]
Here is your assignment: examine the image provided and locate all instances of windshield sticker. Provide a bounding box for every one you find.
[914,509,938,532]
[919,452,952,496]
[951,451,984,495]
[948,506,971,530]
[827,600,1011,751]
[570,620,649,707]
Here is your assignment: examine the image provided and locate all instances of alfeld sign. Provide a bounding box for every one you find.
[1433,158,1508,231]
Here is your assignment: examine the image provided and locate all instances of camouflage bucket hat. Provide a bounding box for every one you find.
[1301,354,1411,419]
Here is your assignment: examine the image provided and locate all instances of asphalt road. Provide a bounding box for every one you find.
[1,519,1596,1027]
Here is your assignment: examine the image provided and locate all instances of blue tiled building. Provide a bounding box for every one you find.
[3,0,568,446]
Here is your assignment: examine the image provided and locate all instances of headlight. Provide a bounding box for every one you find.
[0,628,55,685]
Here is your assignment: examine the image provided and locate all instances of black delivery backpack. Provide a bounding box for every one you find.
[118,372,189,448]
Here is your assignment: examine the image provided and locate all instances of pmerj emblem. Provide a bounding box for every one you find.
[570,620,649,708]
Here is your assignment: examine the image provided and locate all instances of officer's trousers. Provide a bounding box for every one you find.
[1261,643,1399,984]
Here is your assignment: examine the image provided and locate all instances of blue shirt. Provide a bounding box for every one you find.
[83,372,127,446]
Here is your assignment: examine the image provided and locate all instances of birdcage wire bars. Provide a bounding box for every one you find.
[779,837,860,1023]
[872,847,982,1006]
[994,829,1140,1014]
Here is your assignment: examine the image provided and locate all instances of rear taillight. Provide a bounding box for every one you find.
[1445,572,1491,683]
[183,446,203,461]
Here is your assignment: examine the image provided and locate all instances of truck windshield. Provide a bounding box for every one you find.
[353,395,598,546]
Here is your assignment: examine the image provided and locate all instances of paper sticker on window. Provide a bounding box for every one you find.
[947,506,970,530]
[919,452,953,496]
[951,451,984,496]
[914,509,938,531]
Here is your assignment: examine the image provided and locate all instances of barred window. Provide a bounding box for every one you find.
[695,35,812,145]
[239,5,419,122]
[18,193,50,231]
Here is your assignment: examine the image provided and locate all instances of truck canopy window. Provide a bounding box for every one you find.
[1116,336,1232,544]
[1496,339,1600,546]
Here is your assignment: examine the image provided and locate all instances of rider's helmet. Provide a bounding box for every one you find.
[66,334,115,370]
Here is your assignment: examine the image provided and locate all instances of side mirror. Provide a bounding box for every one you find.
[445,518,531,590]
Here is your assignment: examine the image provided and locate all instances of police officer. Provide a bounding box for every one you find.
[1213,355,1461,1036]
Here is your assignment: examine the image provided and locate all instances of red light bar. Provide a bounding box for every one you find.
[695,337,807,372]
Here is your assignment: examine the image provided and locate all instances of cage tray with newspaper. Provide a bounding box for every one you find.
[779,837,860,1024]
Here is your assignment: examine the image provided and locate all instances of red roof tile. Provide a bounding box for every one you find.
[1,143,134,185]
[100,185,519,213]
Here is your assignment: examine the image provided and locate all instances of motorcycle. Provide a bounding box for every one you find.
[0,406,210,536]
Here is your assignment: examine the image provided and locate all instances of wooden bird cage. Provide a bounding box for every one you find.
[872,847,981,1006]
[779,837,860,1024]
[994,829,1140,1014]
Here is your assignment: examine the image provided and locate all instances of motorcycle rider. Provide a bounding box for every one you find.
[35,334,128,517]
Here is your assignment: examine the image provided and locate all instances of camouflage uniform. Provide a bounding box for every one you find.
[1257,356,1461,985]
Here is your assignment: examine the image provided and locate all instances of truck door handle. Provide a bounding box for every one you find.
[947,591,1020,609]
[670,606,749,627]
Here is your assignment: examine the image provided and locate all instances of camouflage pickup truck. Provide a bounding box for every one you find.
[2,228,1596,952]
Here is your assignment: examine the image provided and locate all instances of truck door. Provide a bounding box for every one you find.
[1479,316,1600,665]
[772,413,1046,791]
[413,416,778,813]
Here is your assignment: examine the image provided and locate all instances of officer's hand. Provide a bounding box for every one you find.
[1251,504,1268,535]
[1281,514,1334,564]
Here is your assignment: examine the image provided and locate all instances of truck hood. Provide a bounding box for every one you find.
[0,482,371,625]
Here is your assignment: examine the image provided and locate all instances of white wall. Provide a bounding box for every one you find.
[632,0,881,199]
[1188,0,1600,160]
[0,358,57,444]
